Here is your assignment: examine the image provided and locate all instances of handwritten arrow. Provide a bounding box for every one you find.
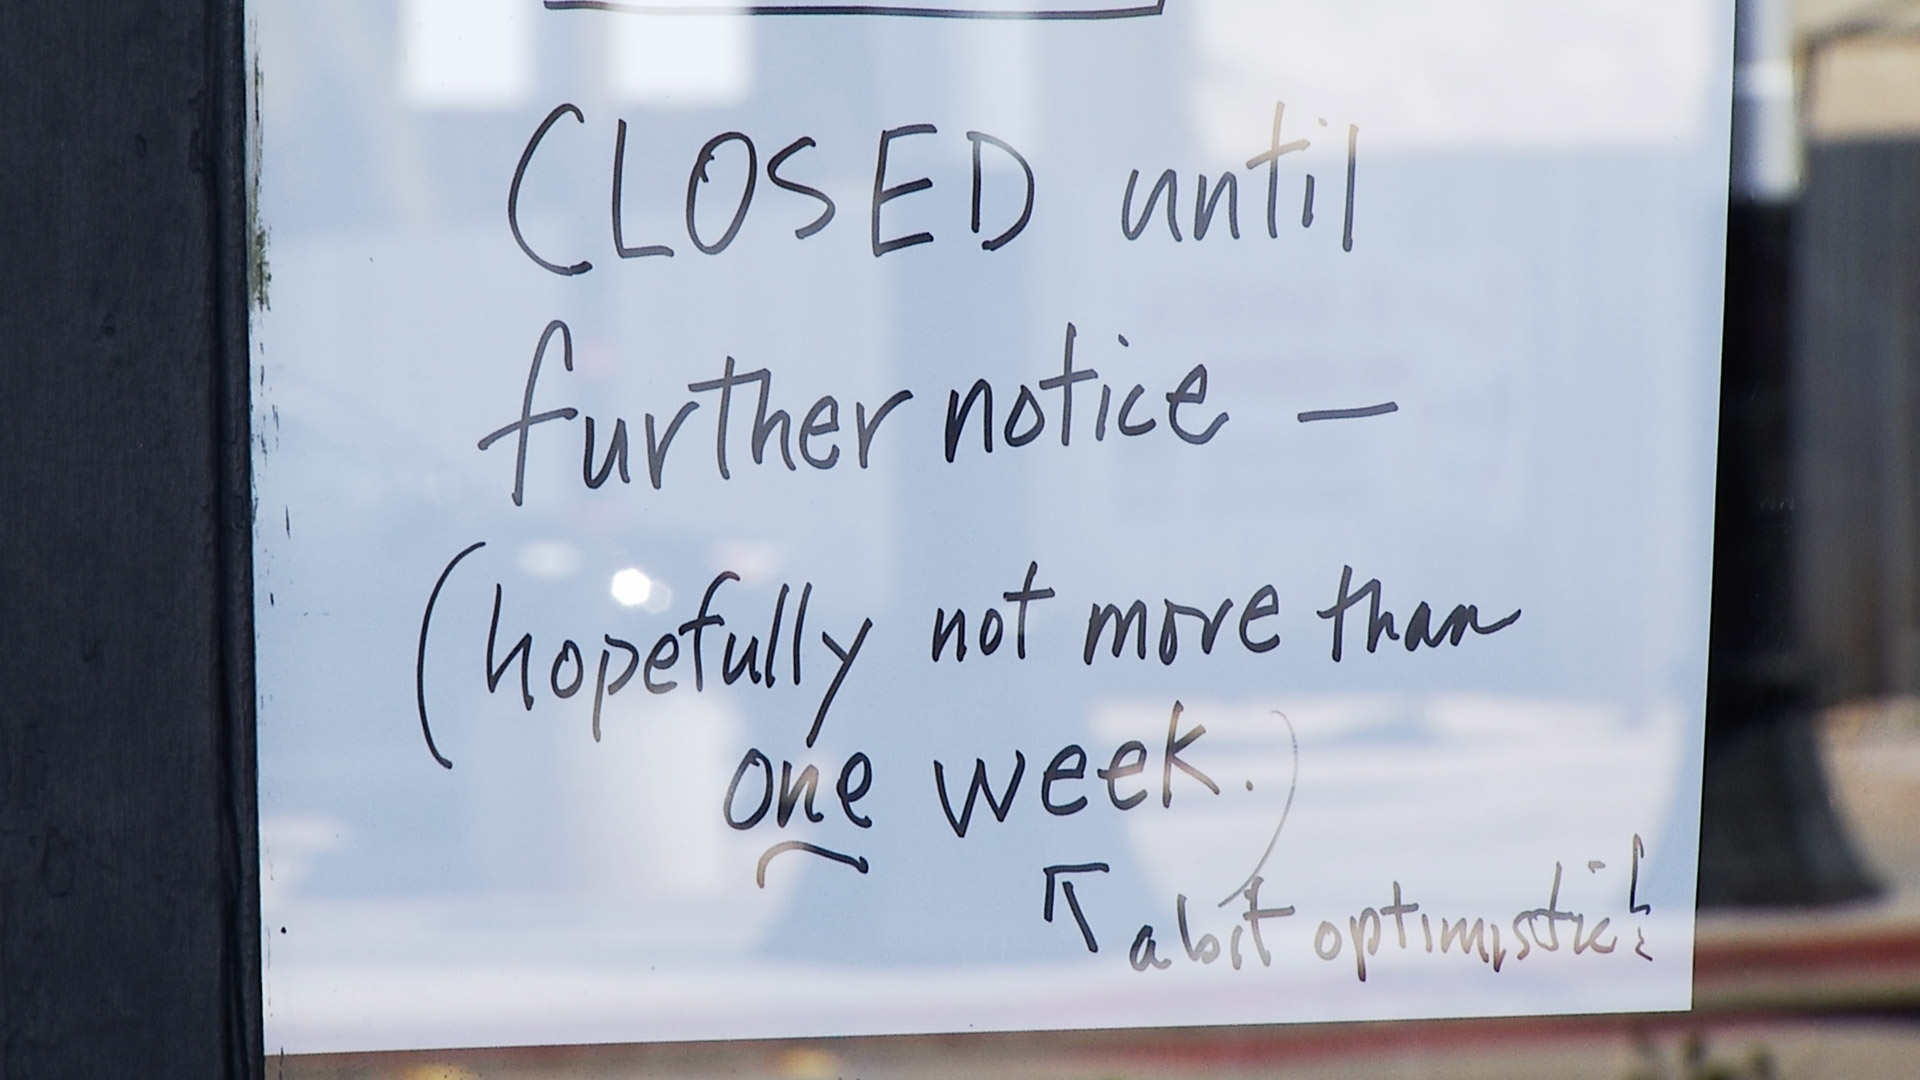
[1043,863,1110,952]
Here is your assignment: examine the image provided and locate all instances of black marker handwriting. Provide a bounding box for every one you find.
[415,540,487,769]
[756,841,870,888]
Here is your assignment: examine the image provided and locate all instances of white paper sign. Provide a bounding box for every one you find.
[252,0,1731,1055]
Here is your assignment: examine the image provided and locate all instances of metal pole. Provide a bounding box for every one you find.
[1698,0,1880,907]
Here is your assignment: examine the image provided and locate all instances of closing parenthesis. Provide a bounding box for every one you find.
[1218,709,1298,907]
[417,541,488,769]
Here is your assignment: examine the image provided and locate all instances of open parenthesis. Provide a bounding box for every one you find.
[416,540,488,769]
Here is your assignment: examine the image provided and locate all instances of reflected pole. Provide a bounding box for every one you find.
[1697,0,1878,907]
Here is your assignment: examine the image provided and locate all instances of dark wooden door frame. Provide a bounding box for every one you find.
[0,1,258,1075]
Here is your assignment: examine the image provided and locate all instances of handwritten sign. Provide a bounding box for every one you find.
[252,0,1731,1054]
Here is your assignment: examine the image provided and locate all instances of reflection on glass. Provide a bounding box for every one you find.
[400,0,534,110]
[250,0,1744,1068]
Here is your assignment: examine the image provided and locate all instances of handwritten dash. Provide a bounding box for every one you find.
[1297,402,1398,423]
